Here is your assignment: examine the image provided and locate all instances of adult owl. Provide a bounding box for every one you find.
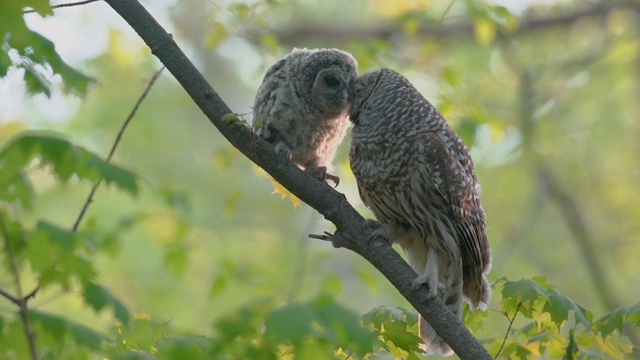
[253,48,358,185]
[348,68,492,356]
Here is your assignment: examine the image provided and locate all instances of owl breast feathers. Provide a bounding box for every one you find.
[349,68,492,356]
[253,48,358,178]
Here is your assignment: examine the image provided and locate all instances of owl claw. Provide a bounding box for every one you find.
[306,166,340,187]
[309,230,353,249]
[413,274,445,299]
[308,231,334,241]
[324,173,340,187]
[364,220,394,245]
[274,142,293,161]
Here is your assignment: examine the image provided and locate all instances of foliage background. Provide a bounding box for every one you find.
[1,0,639,359]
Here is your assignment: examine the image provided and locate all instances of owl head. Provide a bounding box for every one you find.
[349,69,387,125]
[288,48,358,118]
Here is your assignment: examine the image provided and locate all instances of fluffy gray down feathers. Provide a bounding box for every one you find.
[252,48,358,173]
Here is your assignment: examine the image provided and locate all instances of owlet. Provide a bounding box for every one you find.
[253,48,358,185]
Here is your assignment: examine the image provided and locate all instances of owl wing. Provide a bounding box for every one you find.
[252,58,287,139]
[413,131,490,275]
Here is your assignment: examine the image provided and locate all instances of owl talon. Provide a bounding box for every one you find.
[308,231,334,241]
[306,166,340,187]
[324,173,340,187]
[364,220,394,245]
[274,142,293,162]
[413,274,443,299]
[309,230,353,248]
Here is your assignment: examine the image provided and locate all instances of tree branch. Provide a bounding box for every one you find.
[23,0,102,14]
[250,1,618,45]
[0,213,39,360]
[103,1,492,358]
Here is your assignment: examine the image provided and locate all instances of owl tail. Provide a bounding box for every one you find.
[418,268,463,357]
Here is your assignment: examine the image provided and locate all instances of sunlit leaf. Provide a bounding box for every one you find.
[260,33,280,54]
[473,18,496,45]
[206,22,228,48]
[266,173,300,208]
[500,277,549,315]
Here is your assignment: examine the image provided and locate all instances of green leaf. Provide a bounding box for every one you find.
[593,307,625,337]
[22,64,51,97]
[83,283,130,324]
[114,313,167,352]
[362,306,422,357]
[264,303,314,344]
[164,243,188,276]
[206,22,228,48]
[214,298,273,341]
[626,302,640,326]
[24,220,96,289]
[2,18,93,96]
[155,336,212,360]
[3,318,31,359]
[500,277,549,315]
[542,288,592,329]
[0,170,35,208]
[312,295,378,356]
[26,0,54,16]
[28,310,104,349]
[0,132,139,198]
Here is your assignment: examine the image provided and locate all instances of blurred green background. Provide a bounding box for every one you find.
[1,0,639,358]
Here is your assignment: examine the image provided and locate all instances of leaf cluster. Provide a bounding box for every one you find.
[0,1,93,96]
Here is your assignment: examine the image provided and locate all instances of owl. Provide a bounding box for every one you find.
[348,68,492,356]
[253,48,358,185]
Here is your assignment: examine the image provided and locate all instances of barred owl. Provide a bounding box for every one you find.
[253,48,358,185]
[349,68,492,356]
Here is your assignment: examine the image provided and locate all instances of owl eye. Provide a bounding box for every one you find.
[324,75,341,88]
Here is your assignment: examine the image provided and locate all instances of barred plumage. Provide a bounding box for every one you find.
[349,68,492,356]
[253,48,358,184]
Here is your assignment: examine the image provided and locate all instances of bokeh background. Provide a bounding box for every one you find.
[1,0,639,358]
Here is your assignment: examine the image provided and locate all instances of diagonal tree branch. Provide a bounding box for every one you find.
[103,1,492,358]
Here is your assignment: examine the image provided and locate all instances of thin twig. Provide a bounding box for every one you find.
[494,302,521,359]
[23,0,102,13]
[439,0,457,22]
[72,67,165,232]
[0,287,19,304]
[23,286,40,302]
[0,213,39,360]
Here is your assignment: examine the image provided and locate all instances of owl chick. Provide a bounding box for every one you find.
[253,48,358,185]
[349,69,492,356]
